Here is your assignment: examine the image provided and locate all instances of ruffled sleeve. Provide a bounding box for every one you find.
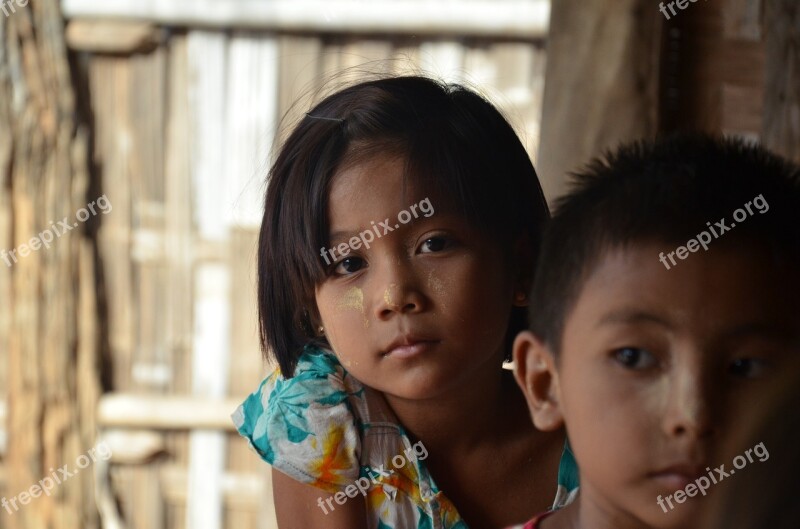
[231,345,363,493]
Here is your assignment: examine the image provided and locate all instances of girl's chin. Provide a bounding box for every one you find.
[378,375,458,401]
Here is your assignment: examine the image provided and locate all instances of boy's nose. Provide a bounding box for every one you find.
[661,366,717,440]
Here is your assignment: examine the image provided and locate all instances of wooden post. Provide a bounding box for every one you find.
[537,0,662,202]
[0,1,102,528]
[762,0,800,162]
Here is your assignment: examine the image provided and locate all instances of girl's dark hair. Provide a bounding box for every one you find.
[258,76,549,376]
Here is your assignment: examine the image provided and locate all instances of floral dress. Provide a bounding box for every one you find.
[232,345,580,529]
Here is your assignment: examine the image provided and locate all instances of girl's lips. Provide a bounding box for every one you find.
[383,339,438,359]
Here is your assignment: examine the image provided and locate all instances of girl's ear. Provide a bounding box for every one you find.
[512,330,564,431]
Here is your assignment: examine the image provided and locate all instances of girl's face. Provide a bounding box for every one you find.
[315,153,519,400]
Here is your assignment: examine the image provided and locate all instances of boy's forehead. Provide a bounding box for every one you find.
[565,240,799,339]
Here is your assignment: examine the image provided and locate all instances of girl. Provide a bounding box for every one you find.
[232,76,578,529]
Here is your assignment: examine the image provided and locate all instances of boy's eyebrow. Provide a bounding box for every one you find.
[597,312,798,344]
[719,322,798,342]
[596,309,672,329]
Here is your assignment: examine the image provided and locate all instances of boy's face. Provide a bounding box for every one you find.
[514,241,799,529]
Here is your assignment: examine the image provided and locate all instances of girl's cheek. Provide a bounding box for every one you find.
[337,286,364,313]
[323,286,368,353]
[427,269,451,312]
[336,286,370,329]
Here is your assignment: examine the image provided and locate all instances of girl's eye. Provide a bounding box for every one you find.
[728,358,769,379]
[333,256,365,275]
[419,236,449,253]
[613,347,657,370]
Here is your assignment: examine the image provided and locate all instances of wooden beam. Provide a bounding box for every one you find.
[537,0,662,202]
[98,394,241,430]
[66,19,162,53]
[160,465,263,507]
[762,0,800,162]
[101,430,166,464]
[61,0,550,39]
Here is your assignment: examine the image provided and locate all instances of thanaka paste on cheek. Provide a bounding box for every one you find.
[337,286,369,329]
[338,286,364,312]
[427,270,448,311]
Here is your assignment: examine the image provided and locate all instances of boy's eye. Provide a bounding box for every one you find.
[419,236,448,253]
[728,358,769,379]
[613,347,657,370]
[333,256,365,275]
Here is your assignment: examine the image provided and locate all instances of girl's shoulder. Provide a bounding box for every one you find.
[231,344,369,492]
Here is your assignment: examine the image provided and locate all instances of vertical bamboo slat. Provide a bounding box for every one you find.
[185,30,230,529]
[276,36,323,146]
[224,31,280,529]
[90,57,135,393]
[163,33,195,529]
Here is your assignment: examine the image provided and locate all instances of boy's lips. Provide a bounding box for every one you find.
[382,335,439,359]
[649,464,707,489]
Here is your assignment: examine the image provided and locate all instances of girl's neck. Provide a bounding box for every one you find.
[382,356,525,455]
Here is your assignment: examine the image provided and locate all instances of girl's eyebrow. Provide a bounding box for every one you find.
[328,213,465,246]
[329,229,359,243]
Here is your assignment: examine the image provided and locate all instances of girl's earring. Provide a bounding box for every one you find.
[513,290,528,306]
[318,325,325,335]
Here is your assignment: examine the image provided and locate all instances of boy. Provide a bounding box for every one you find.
[511,135,800,529]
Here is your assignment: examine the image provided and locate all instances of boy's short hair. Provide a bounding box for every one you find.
[529,134,800,353]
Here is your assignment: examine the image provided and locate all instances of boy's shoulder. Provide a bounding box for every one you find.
[506,510,555,529]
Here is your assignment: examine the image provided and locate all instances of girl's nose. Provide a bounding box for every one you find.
[374,264,426,320]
